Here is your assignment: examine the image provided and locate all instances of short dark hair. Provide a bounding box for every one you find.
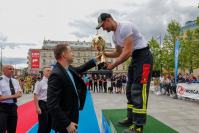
[42,66,51,71]
[54,44,69,60]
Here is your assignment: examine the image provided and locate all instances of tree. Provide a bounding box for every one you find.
[148,37,161,71]
[164,20,181,73]
[161,35,175,73]
[167,20,181,44]
[196,17,199,25]
[179,29,199,74]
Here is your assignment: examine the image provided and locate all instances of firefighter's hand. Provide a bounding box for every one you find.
[107,63,116,70]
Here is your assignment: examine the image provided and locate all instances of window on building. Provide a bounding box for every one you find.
[49,53,51,58]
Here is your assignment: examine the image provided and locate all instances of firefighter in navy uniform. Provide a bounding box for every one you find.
[96,13,153,133]
[0,65,22,133]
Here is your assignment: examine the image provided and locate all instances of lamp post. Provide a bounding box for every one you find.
[0,36,6,74]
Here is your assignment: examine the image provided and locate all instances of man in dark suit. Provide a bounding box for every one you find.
[47,44,100,133]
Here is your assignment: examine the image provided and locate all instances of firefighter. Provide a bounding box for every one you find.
[96,13,153,133]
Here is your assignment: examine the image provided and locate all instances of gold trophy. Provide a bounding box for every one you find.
[92,34,107,69]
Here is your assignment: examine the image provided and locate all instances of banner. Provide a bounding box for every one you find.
[177,83,199,100]
[31,50,40,68]
[174,39,181,84]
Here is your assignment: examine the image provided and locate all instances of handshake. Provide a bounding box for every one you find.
[95,53,116,70]
[97,62,108,70]
[95,54,109,70]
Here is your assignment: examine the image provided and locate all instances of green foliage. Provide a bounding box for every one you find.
[149,18,199,74]
[167,20,181,44]
[148,37,161,71]
[196,17,199,26]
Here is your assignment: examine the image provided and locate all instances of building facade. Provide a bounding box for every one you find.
[27,40,128,74]
[181,20,199,33]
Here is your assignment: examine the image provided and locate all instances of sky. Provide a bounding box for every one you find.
[0,0,198,68]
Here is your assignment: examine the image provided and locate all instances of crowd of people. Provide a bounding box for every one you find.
[152,73,199,99]
[14,72,128,95]
[17,75,40,94]
[82,73,127,94]
[177,73,199,83]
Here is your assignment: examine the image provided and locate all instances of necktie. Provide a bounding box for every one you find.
[9,79,17,103]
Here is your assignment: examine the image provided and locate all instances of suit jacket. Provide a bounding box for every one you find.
[47,59,96,132]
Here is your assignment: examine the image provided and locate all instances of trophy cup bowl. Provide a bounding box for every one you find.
[92,35,105,51]
[92,35,107,69]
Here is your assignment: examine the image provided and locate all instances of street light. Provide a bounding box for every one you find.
[0,34,7,74]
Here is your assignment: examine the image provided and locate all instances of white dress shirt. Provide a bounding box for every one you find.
[0,75,22,103]
[34,76,48,102]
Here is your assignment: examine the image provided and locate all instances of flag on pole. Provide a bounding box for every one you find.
[174,39,181,84]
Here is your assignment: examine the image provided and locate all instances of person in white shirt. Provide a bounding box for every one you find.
[159,74,164,94]
[34,67,52,133]
[96,13,153,133]
[0,65,22,133]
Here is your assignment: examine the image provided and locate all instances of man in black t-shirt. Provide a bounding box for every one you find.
[93,74,98,92]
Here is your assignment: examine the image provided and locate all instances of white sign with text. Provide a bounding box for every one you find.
[177,83,199,100]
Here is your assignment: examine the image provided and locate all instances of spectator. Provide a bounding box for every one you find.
[89,75,93,91]
[102,75,107,93]
[93,74,98,92]
[98,76,103,93]
[197,75,199,83]
[177,73,185,83]
[159,74,164,94]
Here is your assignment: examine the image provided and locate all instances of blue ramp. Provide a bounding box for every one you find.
[78,91,100,133]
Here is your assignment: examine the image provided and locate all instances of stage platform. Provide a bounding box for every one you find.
[102,109,178,133]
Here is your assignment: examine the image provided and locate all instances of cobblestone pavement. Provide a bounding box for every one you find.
[18,93,33,105]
